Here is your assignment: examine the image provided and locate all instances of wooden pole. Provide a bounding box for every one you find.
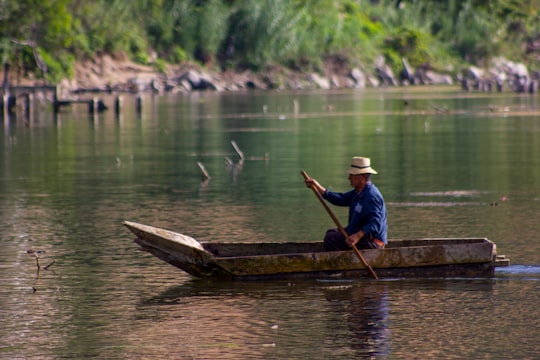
[301,170,378,279]
[88,98,95,114]
[136,95,142,114]
[24,93,32,119]
[3,94,8,119]
[115,95,122,116]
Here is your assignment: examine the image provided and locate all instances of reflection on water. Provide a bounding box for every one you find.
[134,280,392,358]
[1,88,539,359]
[322,282,390,358]
[496,265,540,277]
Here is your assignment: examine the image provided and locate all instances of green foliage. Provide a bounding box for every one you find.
[223,0,308,70]
[153,58,168,74]
[70,0,148,56]
[451,2,502,65]
[37,48,74,84]
[142,0,196,62]
[384,27,433,67]
[338,2,385,65]
[1,0,540,83]
[171,47,189,63]
[0,38,14,65]
[196,0,229,64]
[0,0,77,82]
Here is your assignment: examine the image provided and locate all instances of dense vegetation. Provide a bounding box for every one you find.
[2,0,540,84]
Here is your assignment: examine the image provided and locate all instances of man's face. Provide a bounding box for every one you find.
[348,173,367,188]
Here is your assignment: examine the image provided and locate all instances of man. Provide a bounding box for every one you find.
[304,156,387,251]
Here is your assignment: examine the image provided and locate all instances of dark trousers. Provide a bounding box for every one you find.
[323,228,383,251]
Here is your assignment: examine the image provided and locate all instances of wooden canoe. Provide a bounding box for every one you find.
[124,221,510,280]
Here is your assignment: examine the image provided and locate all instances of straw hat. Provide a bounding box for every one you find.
[348,157,378,175]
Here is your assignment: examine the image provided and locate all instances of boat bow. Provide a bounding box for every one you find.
[124,221,219,277]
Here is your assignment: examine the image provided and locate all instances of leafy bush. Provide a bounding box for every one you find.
[222,0,308,70]
[37,48,74,84]
[2,0,540,84]
[153,58,168,74]
[384,27,433,67]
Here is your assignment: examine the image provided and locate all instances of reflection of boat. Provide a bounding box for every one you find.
[124,221,510,280]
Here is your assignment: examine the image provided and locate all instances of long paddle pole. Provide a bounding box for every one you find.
[301,170,378,279]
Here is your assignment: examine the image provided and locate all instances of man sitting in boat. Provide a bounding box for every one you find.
[304,156,388,251]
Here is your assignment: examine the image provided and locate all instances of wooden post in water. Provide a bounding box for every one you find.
[2,94,8,119]
[136,95,142,114]
[88,97,107,114]
[24,93,32,119]
[2,63,9,110]
[53,86,60,113]
[88,97,96,114]
[114,95,122,116]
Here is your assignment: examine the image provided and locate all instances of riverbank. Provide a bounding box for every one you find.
[7,54,451,100]
[63,54,380,95]
[4,53,538,105]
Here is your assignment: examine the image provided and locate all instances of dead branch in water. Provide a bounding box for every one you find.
[197,161,210,181]
[231,140,245,161]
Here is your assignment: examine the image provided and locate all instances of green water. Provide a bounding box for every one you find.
[1,87,538,359]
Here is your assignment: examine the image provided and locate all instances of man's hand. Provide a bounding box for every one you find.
[304,177,325,196]
[346,230,365,247]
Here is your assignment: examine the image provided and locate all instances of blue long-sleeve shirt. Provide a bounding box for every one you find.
[323,182,388,243]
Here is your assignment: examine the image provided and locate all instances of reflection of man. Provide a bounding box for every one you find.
[304,157,387,251]
[324,283,390,357]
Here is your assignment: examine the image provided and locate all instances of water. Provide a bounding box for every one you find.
[1,87,539,359]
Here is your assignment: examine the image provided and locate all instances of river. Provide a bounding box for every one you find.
[1,87,538,359]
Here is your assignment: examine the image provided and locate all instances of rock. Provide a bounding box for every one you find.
[374,55,397,86]
[508,62,530,93]
[307,73,330,89]
[490,58,531,92]
[513,62,529,78]
[345,77,357,88]
[179,79,192,92]
[462,66,486,90]
[181,70,202,88]
[245,80,258,89]
[127,77,147,92]
[330,75,340,88]
[198,72,223,91]
[349,68,366,88]
[465,66,484,81]
[528,80,537,93]
[367,75,380,88]
[176,69,223,91]
[401,58,415,84]
[424,71,453,85]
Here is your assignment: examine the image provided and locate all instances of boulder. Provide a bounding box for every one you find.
[349,68,366,88]
[307,73,331,89]
[177,69,223,91]
[424,71,453,85]
[374,55,397,86]
[401,58,415,84]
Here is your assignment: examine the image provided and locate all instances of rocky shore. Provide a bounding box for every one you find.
[7,54,540,101]
[58,54,453,97]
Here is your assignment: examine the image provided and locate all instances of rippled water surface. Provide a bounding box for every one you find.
[1,87,539,359]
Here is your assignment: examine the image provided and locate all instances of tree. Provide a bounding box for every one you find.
[0,0,76,83]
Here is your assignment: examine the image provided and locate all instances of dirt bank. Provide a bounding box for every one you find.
[7,54,371,97]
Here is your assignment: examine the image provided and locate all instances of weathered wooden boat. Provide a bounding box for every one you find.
[124,221,510,280]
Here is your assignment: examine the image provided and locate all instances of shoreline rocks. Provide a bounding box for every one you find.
[460,57,538,93]
[5,55,539,102]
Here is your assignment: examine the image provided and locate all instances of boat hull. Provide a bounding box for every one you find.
[124,221,510,280]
